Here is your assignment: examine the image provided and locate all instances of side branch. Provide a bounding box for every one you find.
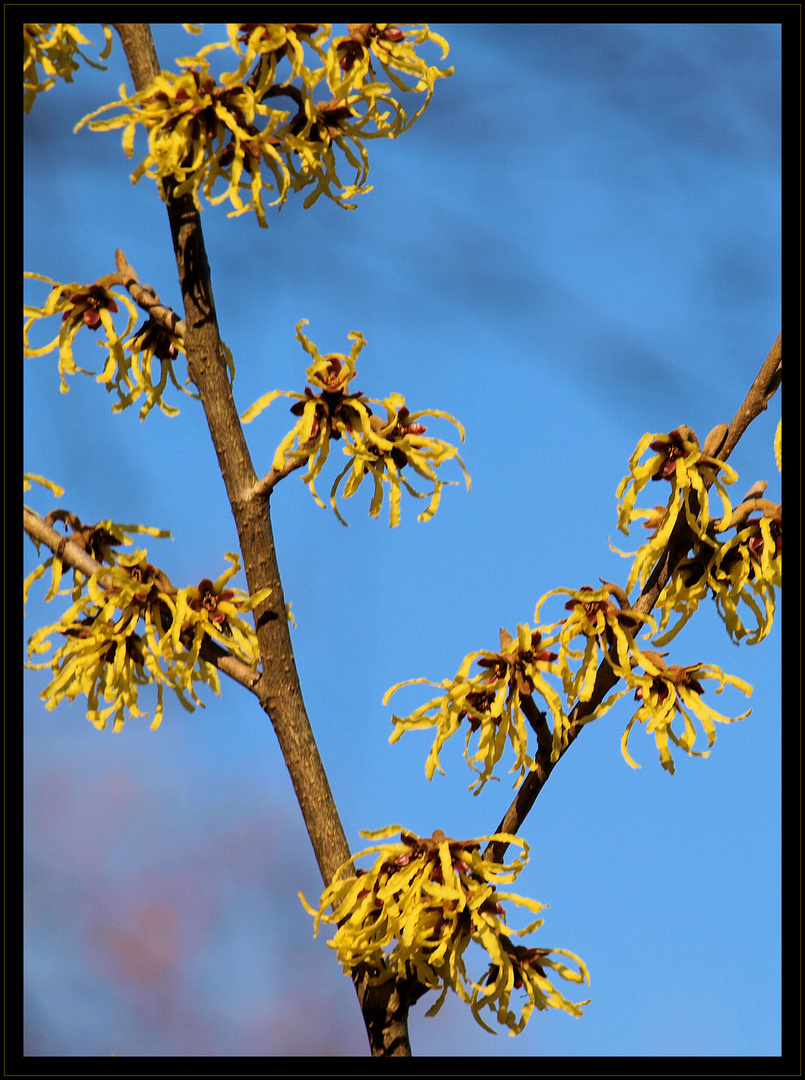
[114,248,187,338]
[719,331,781,461]
[252,456,307,499]
[485,332,781,863]
[23,506,260,691]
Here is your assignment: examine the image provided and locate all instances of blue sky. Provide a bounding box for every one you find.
[23,22,782,1059]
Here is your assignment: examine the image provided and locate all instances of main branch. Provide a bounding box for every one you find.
[111,24,414,1056]
[485,332,781,863]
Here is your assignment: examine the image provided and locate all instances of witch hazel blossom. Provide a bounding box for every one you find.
[613,420,781,648]
[24,273,138,394]
[651,496,782,647]
[328,23,450,107]
[24,271,193,417]
[621,651,752,774]
[385,624,567,792]
[25,521,270,731]
[614,426,738,593]
[23,23,113,113]
[534,583,656,715]
[74,53,295,224]
[708,497,781,642]
[122,317,189,419]
[242,320,373,502]
[242,321,469,526]
[299,826,589,1035]
[332,391,469,527]
[70,23,452,224]
[26,550,186,732]
[219,23,330,88]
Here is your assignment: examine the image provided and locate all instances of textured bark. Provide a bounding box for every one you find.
[111,24,414,1054]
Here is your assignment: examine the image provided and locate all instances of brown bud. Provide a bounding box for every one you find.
[670,424,699,447]
[346,23,373,46]
[641,650,669,671]
[719,497,781,532]
[742,480,768,502]
[702,421,728,458]
[599,579,630,608]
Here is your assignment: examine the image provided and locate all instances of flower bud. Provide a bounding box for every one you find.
[702,421,728,458]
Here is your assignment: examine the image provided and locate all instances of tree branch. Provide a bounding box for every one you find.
[113,247,187,338]
[252,455,308,500]
[110,24,413,1055]
[113,19,351,888]
[484,332,781,863]
[23,506,260,692]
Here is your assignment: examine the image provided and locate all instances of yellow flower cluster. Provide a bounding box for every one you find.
[535,584,656,709]
[243,321,469,527]
[300,827,590,1035]
[23,23,112,113]
[386,625,566,792]
[387,579,756,785]
[654,497,782,646]
[614,427,738,593]
[614,427,782,646]
[73,23,452,225]
[25,514,270,731]
[23,272,212,418]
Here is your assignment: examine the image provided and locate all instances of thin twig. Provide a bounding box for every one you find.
[252,455,308,499]
[114,248,187,338]
[520,694,553,760]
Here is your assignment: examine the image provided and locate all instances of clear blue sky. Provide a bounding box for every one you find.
[23,23,782,1058]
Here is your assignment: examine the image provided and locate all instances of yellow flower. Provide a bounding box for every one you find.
[299,826,589,1035]
[386,625,566,791]
[120,317,191,419]
[615,427,738,592]
[326,24,452,127]
[535,584,656,713]
[26,552,182,732]
[23,510,170,609]
[283,23,452,210]
[281,94,385,210]
[243,322,469,526]
[75,56,294,227]
[330,392,469,527]
[708,502,781,644]
[24,273,138,398]
[473,938,590,1035]
[621,653,752,774]
[23,23,113,113]
[648,549,712,645]
[169,554,272,680]
[652,498,782,646]
[242,320,373,502]
[219,23,331,88]
[24,273,210,417]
